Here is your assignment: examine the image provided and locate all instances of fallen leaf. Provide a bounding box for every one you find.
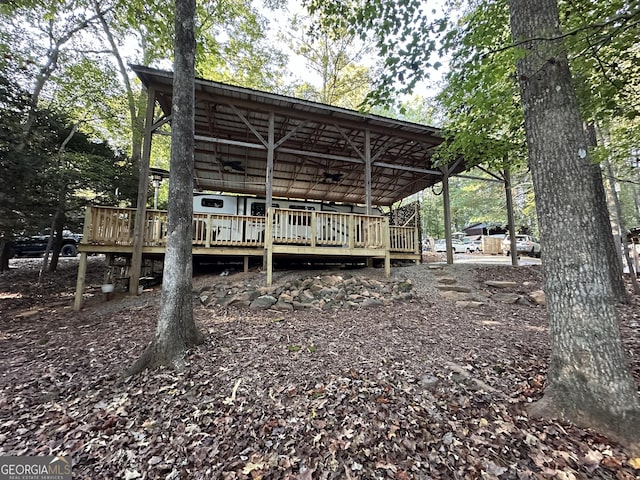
[123,470,141,480]
[602,456,623,469]
[242,461,265,474]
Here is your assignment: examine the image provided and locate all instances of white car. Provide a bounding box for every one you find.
[434,239,472,253]
[502,234,541,257]
[464,239,482,252]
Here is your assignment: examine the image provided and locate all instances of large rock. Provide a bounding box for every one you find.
[435,285,473,293]
[249,295,277,310]
[529,289,546,305]
[490,292,521,304]
[440,290,473,301]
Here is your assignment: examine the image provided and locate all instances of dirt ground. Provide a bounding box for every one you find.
[0,256,639,479]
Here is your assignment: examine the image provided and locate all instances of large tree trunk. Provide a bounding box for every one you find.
[125,0,203,376]
[509,0,640,445]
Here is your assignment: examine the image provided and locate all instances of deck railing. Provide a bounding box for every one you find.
[81,206,417,253]
[268,208,388,249]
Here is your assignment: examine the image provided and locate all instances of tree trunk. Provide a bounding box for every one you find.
[509,0,640,445]
[125,0,203,376]
[584,124,627,303]
[0,240,10,272]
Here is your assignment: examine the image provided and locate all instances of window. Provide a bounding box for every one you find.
[201,198,224,208]
[250,202,279,216]
[288,205,315,226]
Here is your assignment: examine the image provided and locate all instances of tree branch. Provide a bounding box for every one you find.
[487,6,640,56]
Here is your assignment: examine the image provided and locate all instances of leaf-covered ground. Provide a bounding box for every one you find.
[1,257,639,479]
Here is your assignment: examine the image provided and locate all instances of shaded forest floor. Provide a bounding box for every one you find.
[1,257,639,479]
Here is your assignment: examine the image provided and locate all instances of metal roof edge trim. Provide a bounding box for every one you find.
[130,64,444,137]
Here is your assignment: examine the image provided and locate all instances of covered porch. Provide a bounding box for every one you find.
[73,65,469,309]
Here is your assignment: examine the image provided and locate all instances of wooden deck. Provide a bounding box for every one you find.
[74,206,420,308]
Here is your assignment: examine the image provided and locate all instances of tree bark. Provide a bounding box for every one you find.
[584,123,627,303]
[125,0,203,376]
[509,0,640,445]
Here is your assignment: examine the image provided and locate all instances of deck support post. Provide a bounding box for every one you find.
[265,207,274,286]
[130,86,156,295]
[414,202,421,265]
[243,256,249,273]
[73,206,94,310]
[263,112,275,272]
[441,166,454,264]
[384,216,391,277]
[73,253,88,310]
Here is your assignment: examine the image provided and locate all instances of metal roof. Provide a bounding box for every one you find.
[132,65,466,207]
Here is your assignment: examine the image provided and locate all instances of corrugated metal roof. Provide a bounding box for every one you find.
[132,65,466,206]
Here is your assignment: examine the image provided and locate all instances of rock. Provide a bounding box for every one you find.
[299,289,316,303]
[249,295,277,310]
[490,292,521,304]
[292,301,314,310]
[320,275,342,286]
[361,298,383,308]
[420,374,440,390]
[437,277,457,285]
[435,285,473,293]
[440,290,473,301]
[516,296,533,306]
[273,300,294,311]
[485,280,518,288]
[455,300,485,308]
[529,289,546,305]
[201,272,414,312]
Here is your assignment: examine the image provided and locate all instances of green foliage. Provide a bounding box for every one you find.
[305,0,444,108]
[0,76,134,236]
[435,0,525,169]
[281,12,375,109]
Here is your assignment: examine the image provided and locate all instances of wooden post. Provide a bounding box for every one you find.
[441,167,454,264]
[348,215,355,249]
[384,216,391,277]
[263,112,275,271]
[73,253,88,310]
[243,255,249,273]
[310,211,317,248]
[73,206,93,310]
[205,214,212,248]
[130,86,156,295]
[414,202,420,264]
[364,129,372,215]
[265,112,275,210]
[265,207,274,286]
[504,168,519,266]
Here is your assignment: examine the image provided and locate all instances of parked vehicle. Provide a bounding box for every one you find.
[463,238,483,252]
[10,230,82,257]
[434,238,472,253]
[192,193,383,244]
[501,234,541,257]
